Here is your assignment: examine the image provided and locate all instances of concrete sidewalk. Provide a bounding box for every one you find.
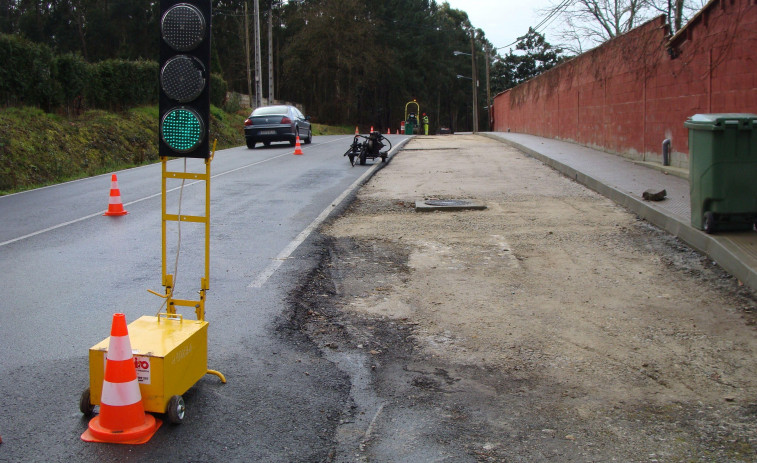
[483,132,757,291]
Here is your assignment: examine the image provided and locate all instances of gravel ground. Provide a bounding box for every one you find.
[289,135,757,462]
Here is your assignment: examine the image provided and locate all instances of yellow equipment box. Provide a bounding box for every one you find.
[88,315,208,415]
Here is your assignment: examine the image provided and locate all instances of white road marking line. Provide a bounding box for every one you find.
[0,152,290,248]
[249,138,407,288]
[248,164,377,288]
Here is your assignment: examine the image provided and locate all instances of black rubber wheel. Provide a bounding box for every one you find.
[79,388,95,417]
[246,139,256,149]
[166,395,186,424]
[289,130,298,146]
[703,212,717,234]
[304,129,312,144]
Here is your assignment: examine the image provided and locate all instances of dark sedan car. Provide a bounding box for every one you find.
[244,105,312,149]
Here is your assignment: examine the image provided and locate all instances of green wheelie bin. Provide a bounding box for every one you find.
[684,113,757,233]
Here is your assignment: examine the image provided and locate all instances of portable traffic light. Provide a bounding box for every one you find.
[159,1,212,159]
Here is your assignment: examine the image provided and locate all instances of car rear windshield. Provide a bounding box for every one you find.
[252,106,288,116]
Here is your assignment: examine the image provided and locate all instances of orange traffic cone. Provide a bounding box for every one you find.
[293,136,304,155]
[387,128,391,134]
[81,314,161,444]
[104,174,128,216]
[355,126,359,135]
[370,126,374,133]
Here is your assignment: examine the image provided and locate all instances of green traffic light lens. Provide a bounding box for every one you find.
[161,107,205,153]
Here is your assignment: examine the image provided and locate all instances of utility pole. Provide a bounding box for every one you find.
[244,1,252,108]
[253,0,263,107]
[485,44,491,131]
[268,1,274,104]
[470,30,478,134]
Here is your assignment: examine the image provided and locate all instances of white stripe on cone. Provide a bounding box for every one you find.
[101,378,142,407]
[107,335,133,361]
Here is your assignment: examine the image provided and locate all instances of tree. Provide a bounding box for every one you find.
[491,28,565,93]
[0,0,493,132]
[539,0,707,53]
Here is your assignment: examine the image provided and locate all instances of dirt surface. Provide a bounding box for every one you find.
[292,135,757,462]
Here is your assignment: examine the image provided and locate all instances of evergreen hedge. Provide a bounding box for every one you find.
[0,33,227,113]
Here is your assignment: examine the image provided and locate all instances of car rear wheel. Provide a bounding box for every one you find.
[289,131,297,146]
[246,139,256,149]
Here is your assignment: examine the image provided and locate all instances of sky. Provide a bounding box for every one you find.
[443,0,559,55]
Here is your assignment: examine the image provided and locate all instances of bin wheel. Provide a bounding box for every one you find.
[79,388,95,417]
[703,212,717,234]
[166,395,186,424]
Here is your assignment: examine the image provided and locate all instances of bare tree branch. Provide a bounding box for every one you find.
[538,0,705,50]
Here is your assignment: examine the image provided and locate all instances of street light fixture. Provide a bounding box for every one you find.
[453,35,478,134]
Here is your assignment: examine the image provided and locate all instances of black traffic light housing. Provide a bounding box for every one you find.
[159,1,212,159]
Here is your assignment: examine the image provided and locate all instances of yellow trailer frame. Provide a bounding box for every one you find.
[83,146,225,424]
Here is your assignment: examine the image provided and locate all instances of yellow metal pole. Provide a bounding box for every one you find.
[161,157,176,314]
[161,157,166,285]
[204,141,224,382]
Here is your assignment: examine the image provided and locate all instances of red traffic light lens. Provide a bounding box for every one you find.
[161,3,206,52]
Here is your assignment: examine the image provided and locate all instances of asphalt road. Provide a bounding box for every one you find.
[0,134,409,462]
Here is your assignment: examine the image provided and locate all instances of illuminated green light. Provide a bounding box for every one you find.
[161,107,204,152]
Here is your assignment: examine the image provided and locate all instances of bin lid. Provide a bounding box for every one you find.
[684,113,757,130]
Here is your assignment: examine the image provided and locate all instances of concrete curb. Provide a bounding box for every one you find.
[482,133,757,291]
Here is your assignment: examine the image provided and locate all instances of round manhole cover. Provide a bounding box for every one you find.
[424,199,471,207]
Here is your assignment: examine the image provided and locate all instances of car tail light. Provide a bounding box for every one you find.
[281,116,292,124]
[244,118,253,126]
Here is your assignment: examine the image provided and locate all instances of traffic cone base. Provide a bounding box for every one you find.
[81,413,161,444]
[81,313,161,445]
[104,174,128,216]
[293,136,304,155]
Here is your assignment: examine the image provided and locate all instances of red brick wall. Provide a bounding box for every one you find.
[491,0,757,168]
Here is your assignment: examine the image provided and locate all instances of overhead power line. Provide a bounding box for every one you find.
[495,0,573,50]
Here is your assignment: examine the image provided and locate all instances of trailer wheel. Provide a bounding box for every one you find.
[79,388,95,417]
[167,395,186,424]
[703,212,717,234]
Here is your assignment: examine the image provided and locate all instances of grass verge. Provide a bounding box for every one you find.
[0,106,353,195]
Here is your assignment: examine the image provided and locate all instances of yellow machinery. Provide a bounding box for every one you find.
[81,148,225,424]
[404,99,420,134]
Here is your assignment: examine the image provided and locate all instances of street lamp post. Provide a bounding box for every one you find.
[453,36,478,134]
